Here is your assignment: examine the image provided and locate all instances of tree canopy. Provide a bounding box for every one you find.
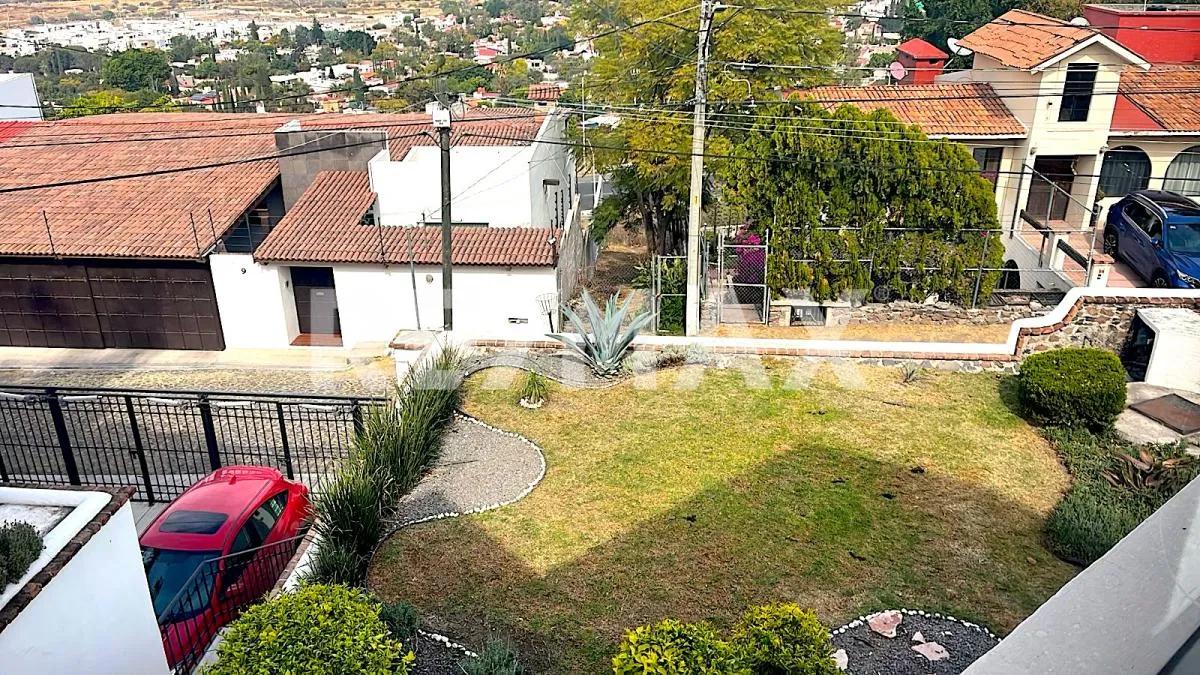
[718,103,1004,304]
[101,48,171,92]
[575,0,843,255]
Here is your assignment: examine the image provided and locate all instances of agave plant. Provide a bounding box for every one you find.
[549,290,654,376]
[1103,447,1198,495]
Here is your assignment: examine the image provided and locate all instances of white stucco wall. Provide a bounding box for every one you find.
[0,492,169,675]
[332,263,558,345]
[210,253,299,349]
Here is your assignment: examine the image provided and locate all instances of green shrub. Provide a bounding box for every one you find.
[1043,429,1200,565]
[612,619,741,674]
[378,599,420,643]
[0,521,43,588]
[206,584,411,675]
[1046,479,1150,565]
[1018,348,1126,430]
[314,461,388,559]
[730,604,839,675]
[518,371,549,405]
[461,640,526,675]
[303,538,367,587]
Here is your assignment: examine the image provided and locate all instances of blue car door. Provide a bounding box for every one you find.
[1122,201,1160,279]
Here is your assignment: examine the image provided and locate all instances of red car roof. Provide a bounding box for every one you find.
[140,466,285,551]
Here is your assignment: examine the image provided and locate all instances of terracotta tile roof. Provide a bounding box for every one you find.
[0,121,37,144]
[898,38,948,61]
[0,109,545,259]
[254,170,555,266]
[527,83,562,102]
[958,10,1093,69]
[799,83,1026,137]
[1114,65,1200,133]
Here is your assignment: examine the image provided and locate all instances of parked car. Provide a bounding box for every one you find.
[1104,190,1200,288]
[140,466,310,671]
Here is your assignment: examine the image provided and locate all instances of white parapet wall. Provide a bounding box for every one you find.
[1139,308,1200,394]
[0,486,169,675]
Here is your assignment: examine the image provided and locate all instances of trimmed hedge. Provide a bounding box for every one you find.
[0,521,43,588]
[205,584,411,674]
[612,606,838,674]
[732,604,839,675]
[1018,348,1126,430]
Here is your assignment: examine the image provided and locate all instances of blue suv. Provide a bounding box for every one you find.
[1104,190,1200,289]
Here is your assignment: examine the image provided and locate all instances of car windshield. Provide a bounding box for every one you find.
[1166,218,1200,254]
[142,547,220,620]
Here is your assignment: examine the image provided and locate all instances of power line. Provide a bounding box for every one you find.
[0,131,428,194]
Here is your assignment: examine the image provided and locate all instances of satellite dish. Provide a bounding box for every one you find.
[1069,16,1090,26]
[947,37,973,57]
[888,61,907,81]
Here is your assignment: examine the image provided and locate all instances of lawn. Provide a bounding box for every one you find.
[368,363,1078,673]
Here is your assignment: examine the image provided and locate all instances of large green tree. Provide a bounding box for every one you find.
[101,48,171,92]
[575,0,843,255]
[719,103,1005,305]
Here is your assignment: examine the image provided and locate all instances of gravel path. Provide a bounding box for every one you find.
[831,611,999,675]
[390,414,546,525]
[410,633,466,675]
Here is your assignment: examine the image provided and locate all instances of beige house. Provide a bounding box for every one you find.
[812,7,1200,292]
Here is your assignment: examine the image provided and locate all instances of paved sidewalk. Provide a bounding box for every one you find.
[0,344,389,371]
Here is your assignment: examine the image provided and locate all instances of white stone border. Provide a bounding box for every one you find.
[831,608,999,642]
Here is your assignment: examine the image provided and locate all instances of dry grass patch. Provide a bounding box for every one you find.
[369,364,1076,673]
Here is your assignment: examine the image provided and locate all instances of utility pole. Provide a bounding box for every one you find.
[433,89,454,330]
[684,0,717,336]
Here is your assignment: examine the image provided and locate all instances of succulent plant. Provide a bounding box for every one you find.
[549,290,654,376]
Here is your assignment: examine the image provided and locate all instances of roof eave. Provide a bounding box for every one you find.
[1108,129,1200,137]
[1030,35,1151,73]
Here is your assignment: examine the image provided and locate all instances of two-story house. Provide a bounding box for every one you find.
[809,5,1200,292]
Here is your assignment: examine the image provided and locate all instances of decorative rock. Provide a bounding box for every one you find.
[912,631,925,643]
[832,649,848,671]
[868,610,903,638]
[912,641,950,662]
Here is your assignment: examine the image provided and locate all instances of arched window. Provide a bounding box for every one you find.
[1098,146,1151,198]
[1164,146,1200,196]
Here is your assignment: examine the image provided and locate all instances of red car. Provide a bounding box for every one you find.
[140,466,310,671]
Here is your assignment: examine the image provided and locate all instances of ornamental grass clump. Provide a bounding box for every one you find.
[517,371,549,408]
[306,345,464,585]
[549,290,653,376]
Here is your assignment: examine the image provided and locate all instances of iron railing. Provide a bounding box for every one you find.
[0,386,385,503]
[156,532,309,674]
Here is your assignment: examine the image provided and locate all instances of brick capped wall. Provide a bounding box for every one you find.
[1018,296,1200,356]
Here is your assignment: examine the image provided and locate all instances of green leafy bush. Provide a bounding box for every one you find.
[305,346,464,586]
[731,604,839,675]
[1018,348,1126,430]
[378,599,420,643]
[206,584,410,675]
[612,619,740,674]
[1044,428,1200,565]
[0,521,43,588]
[461,640,526,675]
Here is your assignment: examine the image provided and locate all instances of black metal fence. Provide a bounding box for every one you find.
[0,386,385,503]
[157,532,308,674]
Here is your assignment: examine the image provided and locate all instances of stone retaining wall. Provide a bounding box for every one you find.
[847,301,1049,326]
[1018,296,1200,356]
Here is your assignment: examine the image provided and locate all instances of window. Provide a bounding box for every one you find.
[158,510,228,534]
[1164,146,1200,196]
[972,147,1003,190]
[1058,63,1099,122]
[142,547,220,619]
[1125,201,1162,239]
[1099,147,1151,197]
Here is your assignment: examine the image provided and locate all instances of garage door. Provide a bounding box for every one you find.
[0,259,225,350]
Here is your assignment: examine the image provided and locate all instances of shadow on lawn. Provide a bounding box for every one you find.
[368,446,1075,673]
